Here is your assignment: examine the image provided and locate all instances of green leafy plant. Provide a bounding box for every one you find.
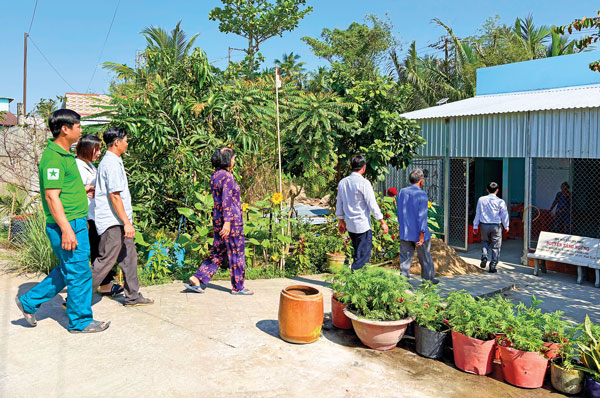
[574,315,600,382]
[503,297,546,353]
[336,267,412,321]
[445,291,511,341]
[15,208,58,275]
[142,233,179,282]
[405,281,448,332]
[553,325,580,370]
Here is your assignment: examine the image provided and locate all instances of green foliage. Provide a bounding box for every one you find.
[209,0,313,76]
[554,325,580,370]
[575,315,600,382]
[336,267,412,321]
[15,208,58,275]
[141,232,178,282]
[555,11,600,72]
[0,184,35,217]
[504,296,546,353]
[405,281,449,332]
[445,291,511,341]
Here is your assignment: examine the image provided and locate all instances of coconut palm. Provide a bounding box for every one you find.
[514,15,551,59]
[274,52,306,78]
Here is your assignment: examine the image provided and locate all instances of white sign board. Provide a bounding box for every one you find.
[535,232,600,268]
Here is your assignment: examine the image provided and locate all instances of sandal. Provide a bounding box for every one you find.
[231,289,254,296]
[183,283,205,294]
[69,320,110,334]
[100,284,124,297]
[15,295,37,327]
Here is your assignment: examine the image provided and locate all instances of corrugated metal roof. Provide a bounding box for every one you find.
[65,93,110,116]
[401,84,600,120]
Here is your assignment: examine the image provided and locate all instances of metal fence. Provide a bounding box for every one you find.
[448,158,469,249]
[529,158,600,249]
[381,158,445,237]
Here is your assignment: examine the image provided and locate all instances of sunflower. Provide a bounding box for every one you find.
[271,192,284,205]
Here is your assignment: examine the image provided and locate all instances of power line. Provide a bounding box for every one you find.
[28,35,77,92]
[27,0,38,34]
[86,0,121,92]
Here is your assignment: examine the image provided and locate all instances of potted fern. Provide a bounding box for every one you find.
[405,281,449,360]
[340,267,414,350]
[575,315,600,397]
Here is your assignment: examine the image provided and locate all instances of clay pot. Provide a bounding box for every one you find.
[584,375,600,397]
[415,324,449,359]
[278,285,323,344]
[550,361,584,395]
[451,330,496,375]
[343,307,414,351]
[542,342,561,360]
[326,253,345,273]
[331,296,352,330]
[499,346,549,388]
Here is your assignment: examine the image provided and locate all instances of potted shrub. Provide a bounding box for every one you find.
[574,315,600,398]
[327,267,352,330]
[326,236,349,273]
[340,267,414,351]
[500,300,549,389]
[550,325,585,395]
[445,291,504,375]
[406,281,449,359]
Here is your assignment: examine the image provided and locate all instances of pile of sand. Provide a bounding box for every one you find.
[392,238,483,277]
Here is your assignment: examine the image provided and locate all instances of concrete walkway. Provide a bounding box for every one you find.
[2,268,558,398]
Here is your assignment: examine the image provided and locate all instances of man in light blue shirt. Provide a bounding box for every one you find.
[336,155,388,270]
[397,169,438,284]
[473,182,510,273]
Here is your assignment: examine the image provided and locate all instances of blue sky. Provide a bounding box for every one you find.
[1,1,598,113]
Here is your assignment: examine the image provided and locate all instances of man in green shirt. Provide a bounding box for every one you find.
[15,109,109,333]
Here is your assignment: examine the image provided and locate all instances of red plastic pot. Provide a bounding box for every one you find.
[331,296,352,330]
[492,333,511,361]
[499,346,549,388]
[542,342,561,360]
[451,330,496,375]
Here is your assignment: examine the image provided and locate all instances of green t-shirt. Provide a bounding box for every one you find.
[39,139,88,223]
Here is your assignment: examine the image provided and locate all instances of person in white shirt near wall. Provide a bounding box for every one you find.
[75,135,124,297]
[336,155,389,270]
[473,182,510,273]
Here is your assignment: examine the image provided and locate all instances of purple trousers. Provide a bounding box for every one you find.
[193,226,246,291]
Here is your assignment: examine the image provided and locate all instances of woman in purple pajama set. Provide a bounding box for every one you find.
[184,147,253,295]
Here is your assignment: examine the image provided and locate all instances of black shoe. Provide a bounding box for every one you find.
[489,267,497,274]
[426,278,440,285]
[480,258,487,269]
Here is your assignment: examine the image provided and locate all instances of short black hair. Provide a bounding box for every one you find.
[350,155,366,172]
[409,169,424,184]
[487,182,499,193]
[48,109,80,138]
[103,127,127,147]
[76,134,102,162]
[211,146,235,170]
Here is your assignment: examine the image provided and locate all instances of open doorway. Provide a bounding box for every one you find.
[461,158,525,265]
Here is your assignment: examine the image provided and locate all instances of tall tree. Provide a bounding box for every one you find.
[209,0,312,76]
[274,52,306,78]
[513,15,550,59]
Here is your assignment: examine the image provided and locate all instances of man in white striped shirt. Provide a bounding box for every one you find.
[473,182,510,273]
[336,155,389,270]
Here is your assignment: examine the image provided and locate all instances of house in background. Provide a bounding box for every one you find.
[386,50,600,276]
[0,97,17,128]
[62,93,111,125]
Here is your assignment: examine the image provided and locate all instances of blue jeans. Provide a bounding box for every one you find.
[19,218,93,331]
[348,229,373,270]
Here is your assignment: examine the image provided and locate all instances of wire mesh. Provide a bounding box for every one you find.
[529,158,600,249]
[448,158,468,249]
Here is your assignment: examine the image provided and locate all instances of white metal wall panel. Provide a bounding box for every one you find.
[530,108,600,159]
[416,119,446,157]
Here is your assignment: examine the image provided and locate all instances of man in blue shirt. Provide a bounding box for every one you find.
[397,169,438,284]
[473,182,510,273]
[336,155,388,270]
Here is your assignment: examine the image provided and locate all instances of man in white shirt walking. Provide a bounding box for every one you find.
[336,155,389,270]
[473,182,510,273]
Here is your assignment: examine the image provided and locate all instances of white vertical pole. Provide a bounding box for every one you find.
[275,67,283,195]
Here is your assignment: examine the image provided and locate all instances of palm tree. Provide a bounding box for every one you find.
[274,52,306,78]
[546,29,577,57]
[513,15,551,59]
[141,20,199,61]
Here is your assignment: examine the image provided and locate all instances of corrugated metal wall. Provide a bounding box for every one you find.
[530,108,600,158]
[415,108,600,159]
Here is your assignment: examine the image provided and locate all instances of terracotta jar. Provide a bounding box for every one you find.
[278,285,323,344]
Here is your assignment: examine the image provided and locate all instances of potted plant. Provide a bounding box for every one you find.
[340,267,414,351]
[445,291,503,375]
[500,299,549,389]
[327,267,353,330]
[550,325,585,395]
[326,235,349,273]
[406,281,449,360]
[574,315,600,398]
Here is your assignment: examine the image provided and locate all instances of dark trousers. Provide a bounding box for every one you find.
[92,225,141,304]
[88,220,114,286]
[348,229,372,270]
[480,223,502,268]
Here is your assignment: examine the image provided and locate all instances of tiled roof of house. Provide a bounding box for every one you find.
[0,112,18,127]
[65,93,111,117]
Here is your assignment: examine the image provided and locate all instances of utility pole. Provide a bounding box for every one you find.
[23,33,28,115]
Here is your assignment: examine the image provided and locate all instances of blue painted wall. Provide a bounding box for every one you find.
[477,50,600,95]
